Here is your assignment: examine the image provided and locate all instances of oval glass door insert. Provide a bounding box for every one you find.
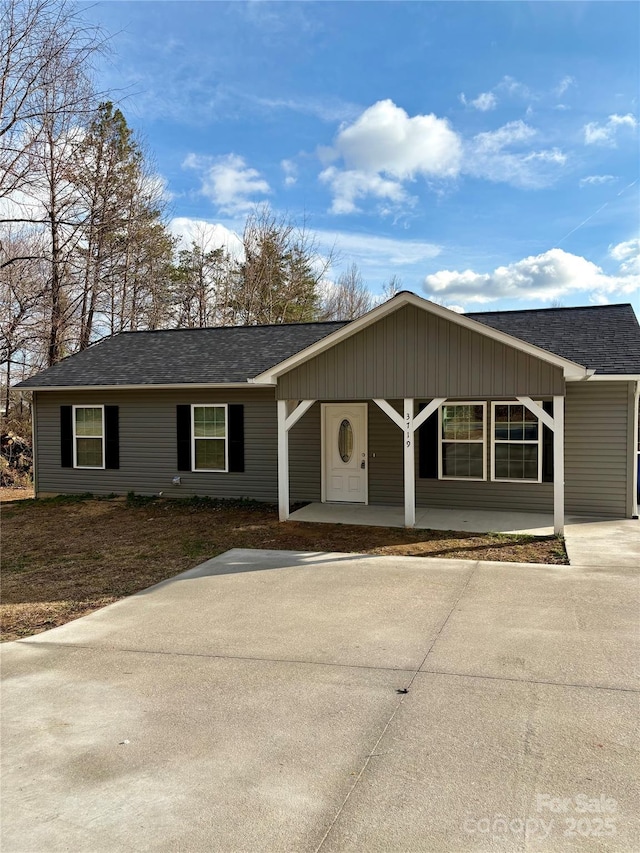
[338,419,353,463]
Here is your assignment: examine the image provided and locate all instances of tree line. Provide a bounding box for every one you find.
[0,0,400,418]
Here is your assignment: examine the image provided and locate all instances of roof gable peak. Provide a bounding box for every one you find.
[251,290,589,384]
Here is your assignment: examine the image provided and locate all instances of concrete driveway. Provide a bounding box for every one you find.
[2,549,638,852]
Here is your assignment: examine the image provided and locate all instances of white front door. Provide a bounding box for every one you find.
[323,403,367,503]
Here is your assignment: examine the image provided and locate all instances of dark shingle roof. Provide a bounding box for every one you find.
[15,301,640,389]
[16,322,348,388]
[467,303,640,375]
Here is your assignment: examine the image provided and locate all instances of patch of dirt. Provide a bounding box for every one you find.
[0,486,35,502]
[1,496,568,641]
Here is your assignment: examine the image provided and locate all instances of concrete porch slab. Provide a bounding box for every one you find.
[290,502,556,536]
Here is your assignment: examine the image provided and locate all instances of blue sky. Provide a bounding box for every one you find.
[83,1,639,312]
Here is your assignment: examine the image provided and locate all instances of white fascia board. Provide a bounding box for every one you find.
[581,374,640,381]
[17,382,274,392]
[251,291,588,384]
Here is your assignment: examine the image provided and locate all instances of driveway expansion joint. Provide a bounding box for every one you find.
[13,640,421,674]
[313,559,481,853]
[416,668,640,694]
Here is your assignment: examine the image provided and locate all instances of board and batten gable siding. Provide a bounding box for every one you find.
[34,388,281,500]
[564,381,633,517]
[276,304,565,400]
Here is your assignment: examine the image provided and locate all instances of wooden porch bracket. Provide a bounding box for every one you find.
[374,397,446,528]
[517,395,565,536]
[278,399,316,521]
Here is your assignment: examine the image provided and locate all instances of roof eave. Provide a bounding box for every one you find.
[14,381,276,391]
[581,373,640,381]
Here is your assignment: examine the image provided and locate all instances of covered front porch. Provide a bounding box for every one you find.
[289,502,556,536]
[278,395,566,534]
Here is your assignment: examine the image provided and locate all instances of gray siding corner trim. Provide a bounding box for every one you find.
[276,304,565,401]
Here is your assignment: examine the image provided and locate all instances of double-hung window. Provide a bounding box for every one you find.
[192,404,228,472]
[492,403,542,482]
[73,405,105,469]
[439,403,486,480]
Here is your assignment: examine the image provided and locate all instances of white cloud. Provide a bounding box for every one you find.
[496,75,534,101]
[579,174,616,187]
[183,153,270,214]
[423,248,639,307]
[471,92,497,111]
[320,101,571,212]
[169,218,245,257]
[281,159,298,187]
[583,114,637,147]
[609,238,640,275]
[252,95,360,123]
[319,99,462,213]
[465,121,567,188]
[473,120,536,151]
[554,76,575,97]
[315,229,441,266]
[330,100,462,178]
[319,167,410,215]
[460,91,497,111]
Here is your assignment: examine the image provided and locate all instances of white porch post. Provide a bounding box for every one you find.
[553,395,565,536]
[404,399,415,528]
[373,397,447,529]
[278,399,316,522]
[277,399,289,522]
[517,395,565,536]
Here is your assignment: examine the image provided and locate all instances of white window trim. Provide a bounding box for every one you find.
[491,401,543,484]
[191,403,228,473]
[72,404,105,470]
[438,401,487,481]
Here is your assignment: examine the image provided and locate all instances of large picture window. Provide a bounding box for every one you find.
[439,403,486,480]
[192,404,228,472]
[492,403,542,482]
[73,405,105,469]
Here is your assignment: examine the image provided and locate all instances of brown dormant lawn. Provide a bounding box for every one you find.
[1,493,568,641]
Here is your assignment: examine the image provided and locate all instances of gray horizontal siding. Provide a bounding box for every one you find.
[34,382,633,518]
[277,304,565,400]
[289,402,321,503]
[367,400,554,512]
[565,381,631,517]
[35,388,280,501]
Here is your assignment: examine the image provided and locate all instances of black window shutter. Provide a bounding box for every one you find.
[176,405,192,471]
[104,406,120,469]
[542,400,554,482]
[60,406,73,468]
[418,402,439,479]
[228,404,245,473]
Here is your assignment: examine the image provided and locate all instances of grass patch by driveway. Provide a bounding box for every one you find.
[1,494,567,641]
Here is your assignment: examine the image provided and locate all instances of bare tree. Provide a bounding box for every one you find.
[0,0,105,207]
[169,222,234,328]
[320,262,373,320]
[0,0,108,364]
[380,274,402,301]
[231,206,333,325]
[0,229,48,411]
